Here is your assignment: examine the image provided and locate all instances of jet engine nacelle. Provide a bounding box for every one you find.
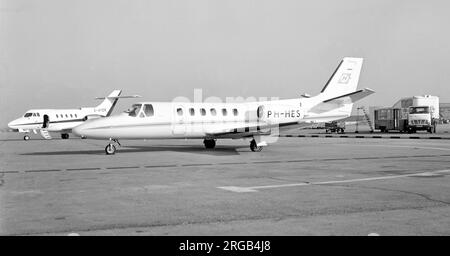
[83,115,103,121]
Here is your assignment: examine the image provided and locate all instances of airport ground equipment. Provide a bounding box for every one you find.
[374,95,439,133]
[356,106,374,133]
[325,121,345,133]
[374,108,407,133]
[407,95,439,133]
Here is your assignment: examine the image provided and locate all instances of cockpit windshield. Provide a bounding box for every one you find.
[126,104,142,117]
[24,113,33,117]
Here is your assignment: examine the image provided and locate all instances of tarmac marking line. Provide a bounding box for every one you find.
[181,163,214,167]
[335,144,450,152]
[218,169,450,193]
[14,155,449,174]
[280,135,450,140]
[24,169,61,173]
[144,165,178,168]
[66,168,101,171]
[106,166,140,170]
[251,161,284,164]
[216,162,248,166]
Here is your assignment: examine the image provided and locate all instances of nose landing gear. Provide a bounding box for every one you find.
[24,135,30,141]
[105,139,121,155]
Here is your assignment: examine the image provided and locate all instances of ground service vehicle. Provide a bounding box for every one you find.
[374,108,407,133]
[408,106,436,133]
[374,95,439,133]
[325,121,345,133]
[407,96,439,133]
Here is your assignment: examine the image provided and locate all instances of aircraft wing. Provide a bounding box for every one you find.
[205,121,307,138]
[309,88,375,115]
[323,88,375,104]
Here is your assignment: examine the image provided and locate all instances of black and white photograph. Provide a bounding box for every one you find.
[1,0,449,241]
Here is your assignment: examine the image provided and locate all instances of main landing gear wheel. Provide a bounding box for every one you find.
[203,139,216,149]
[61,133,69,139]
[250,139,263,152]
[105,144,116,155]
[24,135,30,141]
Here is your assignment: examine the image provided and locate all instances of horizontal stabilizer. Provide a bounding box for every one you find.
[323,88,375,104]
[95,95,141,100]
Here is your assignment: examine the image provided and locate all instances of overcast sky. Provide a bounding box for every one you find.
[1,0,449,125]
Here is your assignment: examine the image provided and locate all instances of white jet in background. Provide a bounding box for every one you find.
[73,57,375,154]
[8,90,140,140]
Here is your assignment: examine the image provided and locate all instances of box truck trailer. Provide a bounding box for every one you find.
[374,95,439,133]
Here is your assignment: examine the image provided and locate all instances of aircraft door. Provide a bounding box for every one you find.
[42,115,49,128]
[172,105,186,135]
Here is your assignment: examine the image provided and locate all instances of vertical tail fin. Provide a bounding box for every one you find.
[94,90,122,116]
[320,57,363,98]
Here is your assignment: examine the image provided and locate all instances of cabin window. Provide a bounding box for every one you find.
[70,114,73,118]
[56,114,59,118]
[210,108,217,116]
[177,108,183,116]
[24,113,32,117]
[144,104,154,116]
[222,109,227,116]
[75,114,77,118]
[127,104,142,117]
[65,114,68,118]
[200,108,206,116]
[189,108,195,116]
[233,109,238,116]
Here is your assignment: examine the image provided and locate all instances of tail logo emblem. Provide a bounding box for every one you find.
[338,73,351,84]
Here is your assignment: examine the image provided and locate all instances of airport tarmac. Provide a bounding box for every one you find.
[1,132,450,235]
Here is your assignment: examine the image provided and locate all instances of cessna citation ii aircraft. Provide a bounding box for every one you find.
[73,57,374,154]
[8,90,139,140]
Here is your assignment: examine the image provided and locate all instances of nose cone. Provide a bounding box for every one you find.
[8,119,19,129]
[72,122,90,137]
[73,115,122,139]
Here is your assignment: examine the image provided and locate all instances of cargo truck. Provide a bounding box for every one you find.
[407,95,439,133]
[374,95,439,133]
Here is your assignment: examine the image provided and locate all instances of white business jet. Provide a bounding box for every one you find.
[73,57,374,154]
[8,90,140,140]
